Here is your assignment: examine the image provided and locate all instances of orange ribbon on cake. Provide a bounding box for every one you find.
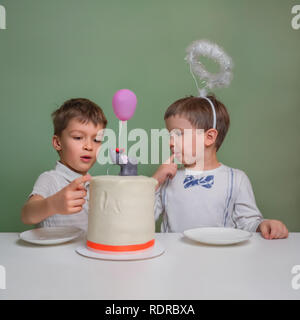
[87,239,155,252]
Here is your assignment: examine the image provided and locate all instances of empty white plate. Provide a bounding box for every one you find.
[19,226,83,245]
[183,227,252,245]
[76,240,165,261]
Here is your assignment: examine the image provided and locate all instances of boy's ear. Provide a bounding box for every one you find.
[205,129,218,146]
[52,135,62,151]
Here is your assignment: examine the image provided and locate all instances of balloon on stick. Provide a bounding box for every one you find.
[112,89,137,151]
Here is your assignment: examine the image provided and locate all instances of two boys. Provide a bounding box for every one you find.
[21,96,288,239]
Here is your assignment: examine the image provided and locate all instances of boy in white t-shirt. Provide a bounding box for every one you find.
[152,95,288,239]
[21,98,107,230]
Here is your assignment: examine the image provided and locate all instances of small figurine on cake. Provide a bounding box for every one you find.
[109,147,138,176]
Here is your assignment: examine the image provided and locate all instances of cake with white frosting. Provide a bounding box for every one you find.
[87,175,157,252]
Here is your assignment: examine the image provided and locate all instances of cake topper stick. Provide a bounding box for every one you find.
[119,120,123,149]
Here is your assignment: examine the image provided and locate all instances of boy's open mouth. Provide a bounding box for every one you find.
[80,155,92,162]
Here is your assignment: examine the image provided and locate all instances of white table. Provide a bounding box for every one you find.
[0,232,300,300]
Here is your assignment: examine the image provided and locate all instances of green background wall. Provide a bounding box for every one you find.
[0,0,299,232]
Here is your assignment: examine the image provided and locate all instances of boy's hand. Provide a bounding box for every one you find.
[152,154,177,191]
[48,174,92,215]
[257,219,289,240]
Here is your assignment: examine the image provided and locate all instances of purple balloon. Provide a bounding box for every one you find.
[112,89,137,121]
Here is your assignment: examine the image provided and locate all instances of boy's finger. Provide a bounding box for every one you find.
[69,206,83,214]
[277,225,285,239]
[70,199,86,207]
[76,183,86,191]
[164,153,175,165]
[71,174,92,189]
[170,153,175,163]
[72,190,87,199]
[169,166,177,177]
[260,223,271,239]
[270,227,278,239]
[78,174,92,184]
[170,166,178,179]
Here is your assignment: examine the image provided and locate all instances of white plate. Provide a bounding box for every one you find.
[19,227,84,245]
[183,227,252,245]
[76,240,165,261]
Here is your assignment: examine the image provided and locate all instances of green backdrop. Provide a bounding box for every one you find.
[0,0,299,232]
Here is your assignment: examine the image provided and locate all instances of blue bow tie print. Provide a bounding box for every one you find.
[183,175,214,189]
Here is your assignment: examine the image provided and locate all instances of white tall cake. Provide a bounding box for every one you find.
[87,175,157,252]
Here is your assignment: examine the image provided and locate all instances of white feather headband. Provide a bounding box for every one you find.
[185,40,233,129]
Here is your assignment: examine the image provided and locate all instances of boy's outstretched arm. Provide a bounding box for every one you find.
[21,194,54,225]
[21,174,91,225]
[257,219,289,239]
[152,154,177,191]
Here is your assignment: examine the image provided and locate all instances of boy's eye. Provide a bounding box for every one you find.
[94,139,102,143]
[73,137,82,140]
[170,129,182,137]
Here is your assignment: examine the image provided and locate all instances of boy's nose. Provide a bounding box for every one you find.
[83,142,93,151]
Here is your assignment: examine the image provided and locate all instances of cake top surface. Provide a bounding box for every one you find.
[92,175,157,184]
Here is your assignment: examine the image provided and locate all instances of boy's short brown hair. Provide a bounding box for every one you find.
[164,95,230,152]
[51,98,107,136]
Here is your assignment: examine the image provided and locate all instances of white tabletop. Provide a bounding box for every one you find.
[0,232,300,300]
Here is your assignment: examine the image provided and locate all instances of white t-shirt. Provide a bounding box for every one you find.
[29,161,90,231]
[154,163,264,233]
